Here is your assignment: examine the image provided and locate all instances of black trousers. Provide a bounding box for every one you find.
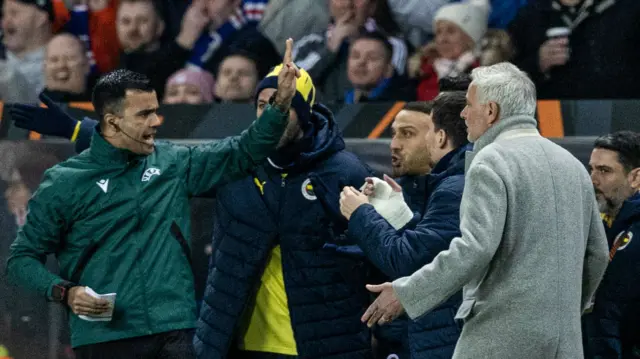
[74,329,195,359]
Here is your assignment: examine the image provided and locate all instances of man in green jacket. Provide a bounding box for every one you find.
[5,40,301,358]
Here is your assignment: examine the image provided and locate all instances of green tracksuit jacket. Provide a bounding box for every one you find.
[6,105,288,347]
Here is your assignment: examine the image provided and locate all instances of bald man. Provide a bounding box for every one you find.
[42,33,92,101]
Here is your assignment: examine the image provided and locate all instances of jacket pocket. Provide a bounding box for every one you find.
[454,298,476,322]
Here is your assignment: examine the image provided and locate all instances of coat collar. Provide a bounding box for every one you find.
[465,115,539,172]
[88,128,146,166]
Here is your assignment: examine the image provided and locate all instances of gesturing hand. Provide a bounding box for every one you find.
[67,286,111,316]
[361,282,405,328]
[339,186,369,220]
[274,38,301,111]
[8,92,79,139]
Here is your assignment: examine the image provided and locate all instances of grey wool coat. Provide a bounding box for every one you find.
[393,115,610,359]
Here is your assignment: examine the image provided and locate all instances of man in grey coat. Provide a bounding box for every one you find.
[359,62,610,358]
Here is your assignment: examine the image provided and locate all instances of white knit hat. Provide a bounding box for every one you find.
[433,0,491,45]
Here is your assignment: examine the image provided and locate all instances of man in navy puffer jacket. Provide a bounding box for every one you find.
[339,92,470,359]
[194,64,374,359]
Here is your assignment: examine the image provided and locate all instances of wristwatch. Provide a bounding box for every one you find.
[50,281,75,304]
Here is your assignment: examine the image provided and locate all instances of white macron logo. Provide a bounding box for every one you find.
[142,168,161,182]
[97,179,109,193]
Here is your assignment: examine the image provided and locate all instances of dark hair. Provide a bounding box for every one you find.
[92,69,154,124]
[352,31,394,63]
[594,131,640,172]
[371,0,401,35]
[432,91,469,148]
[403,101,434,115]
[439,74,472,92]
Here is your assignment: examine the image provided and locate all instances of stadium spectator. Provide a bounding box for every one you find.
[42,33,93,102]
[345,31,414,104]
[5,54,298,358]
[213,51,260,103]
[0,0,54,103]
[408,0,489,101]
[117,0,209,98]
[387,0,449,48]
[293,0,408,103]
[359,62,610,358]
[584,131,640,358]
[163,68,216,105]
[193,58,375,359]
[258,0,330,56]
[187,0,281,82]
[55,0,120,74]
[509,0,640,99]
[342,94,470,359]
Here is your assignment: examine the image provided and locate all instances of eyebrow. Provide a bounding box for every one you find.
[135,107,158,117]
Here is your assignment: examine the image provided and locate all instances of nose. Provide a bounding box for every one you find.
[590,171,599,186]
[149,113,162,127]
[390,136,401,151]
[460,107,467,120]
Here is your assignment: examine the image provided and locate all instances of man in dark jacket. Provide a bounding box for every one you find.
[585,131,640,358]
[5,60,298,357]
[508,0,640,99]
[339,92,470,359]
[194,64,374,359]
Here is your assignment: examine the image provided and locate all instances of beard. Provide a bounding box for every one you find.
[392,146,433,177]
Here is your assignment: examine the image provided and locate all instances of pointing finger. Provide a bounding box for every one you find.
[283,38,293,64]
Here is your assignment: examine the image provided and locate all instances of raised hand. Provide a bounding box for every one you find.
[274,38,301,111]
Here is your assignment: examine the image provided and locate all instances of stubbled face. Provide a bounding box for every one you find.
[44,35,89,92]
[390,110,433,177]
[215,55,259,102]
[435,20,473,60]
[460,85,492,142]
[590,148,637,216]
[2,0,43,55]
[256,88,300,149]
[109,90,162,155]
[116,1,163,52]
[164,83,206,105]
[348,38,392,89]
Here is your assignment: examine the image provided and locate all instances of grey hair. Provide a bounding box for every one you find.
[470,62,537,119]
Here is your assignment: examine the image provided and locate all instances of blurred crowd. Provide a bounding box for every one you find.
[1,0,638,111]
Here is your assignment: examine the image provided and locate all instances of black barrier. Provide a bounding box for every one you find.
[0,100,639,140]
[0,137,598,359]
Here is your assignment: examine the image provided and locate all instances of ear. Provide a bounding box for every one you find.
[436,128,448,149]
[486,101,500,125]
[35,10,49,29]
[629,167,640,189]
[155,18,166,39]
[102,113,120,134]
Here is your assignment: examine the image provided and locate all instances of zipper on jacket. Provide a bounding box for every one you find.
[280,173,287,187]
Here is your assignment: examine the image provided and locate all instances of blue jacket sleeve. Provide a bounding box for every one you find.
[347,179,463,279]
[310,152,372,249]
[587,222,640,359]
[74,118,98,153]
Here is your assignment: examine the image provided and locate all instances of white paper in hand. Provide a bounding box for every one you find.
[78,287,116,322]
